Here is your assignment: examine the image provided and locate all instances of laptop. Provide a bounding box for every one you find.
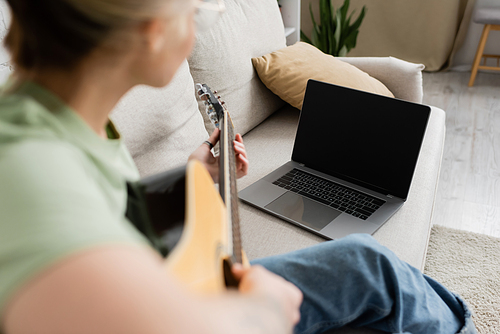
[238,79,431,239]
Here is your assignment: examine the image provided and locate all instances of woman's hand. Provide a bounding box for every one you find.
[188,128,249,183]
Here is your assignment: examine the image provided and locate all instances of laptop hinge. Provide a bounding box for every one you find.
[387,194,394,199]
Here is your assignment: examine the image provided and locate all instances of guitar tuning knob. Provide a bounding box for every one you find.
[213,90,218,94]
[221,101,226,105]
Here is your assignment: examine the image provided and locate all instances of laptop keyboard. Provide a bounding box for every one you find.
[272,169,386,220]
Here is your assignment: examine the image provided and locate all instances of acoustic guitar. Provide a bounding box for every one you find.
[126,84,246,294]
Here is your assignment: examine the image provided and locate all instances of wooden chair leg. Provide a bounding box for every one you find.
[469,24,491,87]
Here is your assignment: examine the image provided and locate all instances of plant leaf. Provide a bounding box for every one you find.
[334,9,342,55]
[309,2,320,36]
[331,0,337,26]
[344,30,359,52]
[346,6,366,37]
[319,0,331,51]
[328,26,335,55]
[319,0,330,30]
[311,25,324,51]
[308,0,367,56]
[300,30,312,44]
[343,9,354,39]
[330,34,338,55]
[339,0,349,27]
[338,45,348,57]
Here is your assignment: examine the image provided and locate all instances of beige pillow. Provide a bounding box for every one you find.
[252,42,394,110]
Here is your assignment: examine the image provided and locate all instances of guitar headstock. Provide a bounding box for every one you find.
[196,83,227,129]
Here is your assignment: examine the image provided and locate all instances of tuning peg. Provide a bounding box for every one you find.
[213,90,217,94]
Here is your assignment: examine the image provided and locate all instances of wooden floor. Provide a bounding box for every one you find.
[423,71,500,237]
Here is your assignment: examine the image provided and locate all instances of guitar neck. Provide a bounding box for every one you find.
[219,111,243,264]
[196,83,243,265]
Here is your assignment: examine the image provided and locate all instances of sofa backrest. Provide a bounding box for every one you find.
[111,60,208,177]
[188,0,286,136]
[113,0,287,176]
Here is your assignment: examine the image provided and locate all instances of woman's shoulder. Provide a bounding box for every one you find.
[0,90,69,146]
[0,89,49,117]
[0,132,92,188]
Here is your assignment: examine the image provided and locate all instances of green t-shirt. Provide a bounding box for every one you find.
[0,80,150,313]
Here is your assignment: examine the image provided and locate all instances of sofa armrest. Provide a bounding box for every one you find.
[338,57,425,104]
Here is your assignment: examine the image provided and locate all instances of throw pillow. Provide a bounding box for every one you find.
[252,42,394,110]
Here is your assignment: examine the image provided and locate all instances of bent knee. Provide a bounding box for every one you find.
[338,233,380,250]
[335,234,395,261]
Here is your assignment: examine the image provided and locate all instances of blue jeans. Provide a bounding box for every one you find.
[251,234,476,334]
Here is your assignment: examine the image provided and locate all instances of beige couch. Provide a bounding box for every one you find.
[111,0,446,333]
[0,0,445,332]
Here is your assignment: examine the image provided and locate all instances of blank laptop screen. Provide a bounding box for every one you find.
[292,80,431,200]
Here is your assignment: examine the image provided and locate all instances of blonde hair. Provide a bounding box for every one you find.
[67,0,192,26]
[4,0,191,70]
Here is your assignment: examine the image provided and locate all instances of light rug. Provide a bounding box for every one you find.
[424,225,500,333]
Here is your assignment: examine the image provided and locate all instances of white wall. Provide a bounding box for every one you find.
[452,0,500,71]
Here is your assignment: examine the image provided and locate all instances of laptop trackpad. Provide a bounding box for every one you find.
[265,192,341,231]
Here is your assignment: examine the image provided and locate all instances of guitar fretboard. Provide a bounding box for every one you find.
[219,111,242,264]
[225,113,242,264]
[197,83,243,266]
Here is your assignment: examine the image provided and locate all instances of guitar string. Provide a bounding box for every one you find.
[226,113,242,264]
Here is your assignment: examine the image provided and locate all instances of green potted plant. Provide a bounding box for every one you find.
[301,0,367,57]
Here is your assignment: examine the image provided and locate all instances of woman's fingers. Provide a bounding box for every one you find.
[235,265,303,327]
[236,154,249,177]
[233,135,248,177]
[231,263,249,281]
[234,134,246,155]
[206,128,221,147]
[198,131,248,178]
[234,141,247,159]
[235,133,243,144]
[234,134,247,159]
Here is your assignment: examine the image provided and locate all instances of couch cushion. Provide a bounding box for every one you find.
[238,104,445,271]
[111,60,208,177]
[188,0,286,136]
[252,42,394,110]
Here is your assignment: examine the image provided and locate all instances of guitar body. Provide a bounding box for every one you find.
[165,160,230,294]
